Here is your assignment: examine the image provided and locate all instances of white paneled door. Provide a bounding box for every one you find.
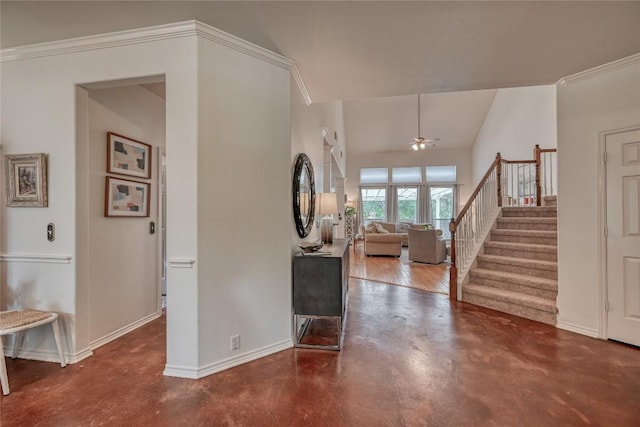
[606,128,640,347]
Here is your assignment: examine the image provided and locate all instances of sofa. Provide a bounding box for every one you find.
[362,222,434,256]
[407,228,447,264]
[364,222,433,247]
[362,222,399,256]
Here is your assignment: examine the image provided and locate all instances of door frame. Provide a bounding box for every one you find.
[597,124,640,339]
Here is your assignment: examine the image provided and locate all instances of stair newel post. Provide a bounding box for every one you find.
[496,152,503,207]
[449,218,457,300]
[534,144,542,206]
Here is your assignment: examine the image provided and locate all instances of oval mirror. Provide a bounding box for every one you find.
[292,153,315,238]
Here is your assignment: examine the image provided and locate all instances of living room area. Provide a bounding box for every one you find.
[335,84,558,296]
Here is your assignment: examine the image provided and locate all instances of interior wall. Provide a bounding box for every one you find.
[471,85,557,185]
[345,148,473,212]
[194,37,293,372]
[323,101,347,179]
[556,56,640,337]
[86,85,165,345]
[290,88,345,249]
[1,34,199,366]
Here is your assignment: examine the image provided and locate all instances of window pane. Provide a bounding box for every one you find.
[426,166,456,183]
[397,186,418,223]
[360,168,388,184]
[361,187,386,223]
[392,167,421,184]
[430,186,454,239]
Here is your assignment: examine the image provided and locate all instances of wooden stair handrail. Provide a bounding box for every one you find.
[453,153,502,228]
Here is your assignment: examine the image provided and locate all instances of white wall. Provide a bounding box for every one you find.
[195,37,292,371]
[556,56,640,337]
[290,88,346,249]
[1,34,198,364]
[86,85,165,345]
[345,148,473,211]
[323,100,348,180]
[1,22,294,377]
[472,85,557,184]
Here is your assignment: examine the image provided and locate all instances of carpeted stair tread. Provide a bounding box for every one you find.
[543,196,558,207]
[463,284,557,314]
[462,291,557,325]
[484,241,557,254]
[491,229,557,238]
[497,217,557,224]
[497,217,557,231]
[477,254,557,271]
[469,268,558,291]
[502,207,557,217]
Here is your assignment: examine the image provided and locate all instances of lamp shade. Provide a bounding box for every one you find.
[317,192,338,216]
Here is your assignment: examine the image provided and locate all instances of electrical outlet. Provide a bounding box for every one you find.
[231,335,240,351]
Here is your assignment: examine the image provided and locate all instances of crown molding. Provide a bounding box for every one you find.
[557,53,640,86]
[193,21,293,71]
[0,21,197,62]
[0,20,313,103]
[291,64,313,106]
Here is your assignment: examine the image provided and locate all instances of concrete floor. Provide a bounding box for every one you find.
[2,278,639,426]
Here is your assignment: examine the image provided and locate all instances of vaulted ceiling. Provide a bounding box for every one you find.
[2,1,639,103]
[2,1,638,153]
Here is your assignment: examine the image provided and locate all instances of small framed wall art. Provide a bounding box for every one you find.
[107,132,152,179]
[104,176,150,217]
[4,153,48,207]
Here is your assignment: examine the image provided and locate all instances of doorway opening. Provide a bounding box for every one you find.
[76,75,167,351]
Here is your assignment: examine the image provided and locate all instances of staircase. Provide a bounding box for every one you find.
[462,196,558,325]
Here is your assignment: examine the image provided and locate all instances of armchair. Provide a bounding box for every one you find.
[408,228,447,264]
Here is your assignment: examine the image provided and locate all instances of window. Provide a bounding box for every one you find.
[360,168,389,185]
[425,166,456,183]
[358,166,458,235]
[397,186,419,223]
[429,186,455,239]
[392,167,421,184]
[360,187,386,224]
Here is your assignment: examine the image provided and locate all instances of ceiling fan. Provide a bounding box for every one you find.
[407,94,439,151]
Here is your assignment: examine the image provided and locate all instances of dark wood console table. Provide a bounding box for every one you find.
[293,239,350,350]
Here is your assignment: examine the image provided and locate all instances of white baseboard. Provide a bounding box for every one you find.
[163,364,199,379]
[89,311,162,350]
[557,321,599,338]
[163,338,293,379]
[67,347,94,364]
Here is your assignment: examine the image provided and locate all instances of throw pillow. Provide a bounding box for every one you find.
[396,222,410,233]
[366,224,379,234]
[374,223,390,234]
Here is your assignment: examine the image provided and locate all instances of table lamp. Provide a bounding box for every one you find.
[317,192,338,244]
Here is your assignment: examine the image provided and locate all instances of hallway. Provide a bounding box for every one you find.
[2,277,639,426]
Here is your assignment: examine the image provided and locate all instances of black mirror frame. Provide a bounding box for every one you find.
[292,153,316,238]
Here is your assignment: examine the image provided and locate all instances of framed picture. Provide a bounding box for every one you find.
[107,132,152,179]
[4,153,48,207]
[104,176,150,217]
